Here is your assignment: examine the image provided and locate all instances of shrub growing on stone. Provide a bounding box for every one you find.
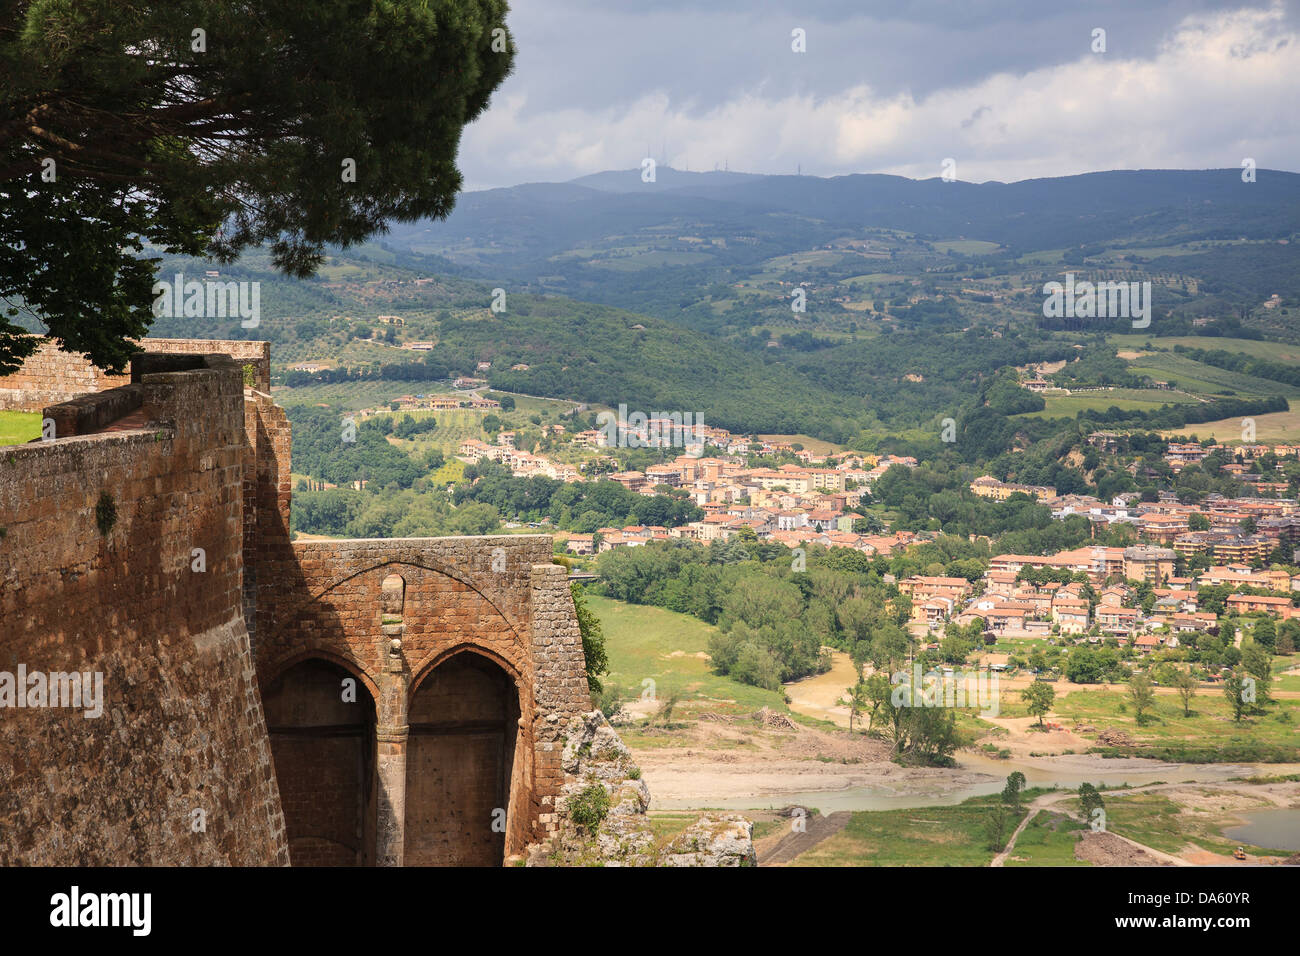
[568,782,610,832]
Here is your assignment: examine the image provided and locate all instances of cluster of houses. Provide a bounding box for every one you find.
[570,423,836,460]
[901,545,1300,658]
[973,445,1300,567]
[457,432,580,482]
[970,475,1057,501]
[1159,440,1295,494]
[597,450,917,501]
[450,418,929,553]
[563,521,923,558]
[1086,433,1297,492]
[902,573,1104,637]
[597,451,921,546]
[551,449,926,556]
[1048,492,1300,564]
[384,393,501,412]
[1163,440,1300,470]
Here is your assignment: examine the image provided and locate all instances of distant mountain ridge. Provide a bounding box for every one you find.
[568,166,763,192]
[388,166,1300,266]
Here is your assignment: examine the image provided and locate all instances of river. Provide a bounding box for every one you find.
[1223,809,1300,852]
[652,752,1300,814]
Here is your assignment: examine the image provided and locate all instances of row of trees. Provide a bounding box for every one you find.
[454,461,702,530]
[290,487,502,539]
[841,671,963,767]
[594,536,915,691]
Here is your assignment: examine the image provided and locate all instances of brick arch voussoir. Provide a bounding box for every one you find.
[280,558,529,642]
[262,646,382,704]
[407,641,530,705]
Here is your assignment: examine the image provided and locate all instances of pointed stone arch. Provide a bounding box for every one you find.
[404,647,528,864]
[262,655,378,865]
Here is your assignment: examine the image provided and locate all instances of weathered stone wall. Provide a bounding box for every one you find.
[1,336,602,867]
[0,338,123,411]
[0,336,271,411]
[43,384,145,438]
[0,356,288,865]
[530,562,597,838]
[144,338,271,392]
[242,388,292,644]
[254,536,551,685]
[251,535,594,860]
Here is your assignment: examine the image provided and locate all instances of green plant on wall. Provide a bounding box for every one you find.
[568,782,610,833]
[570,582,608,694]
[95,492,117,536]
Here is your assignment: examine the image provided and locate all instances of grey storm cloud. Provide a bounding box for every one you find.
[456,0,1300,188]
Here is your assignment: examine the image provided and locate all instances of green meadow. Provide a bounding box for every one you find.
[792,795,1029,867]
[0,410,40,447]
[585,594,788,715]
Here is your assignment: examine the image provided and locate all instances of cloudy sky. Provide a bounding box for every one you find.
[457,0,1300,189]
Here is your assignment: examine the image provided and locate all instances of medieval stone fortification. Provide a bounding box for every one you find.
[0,339,610,866]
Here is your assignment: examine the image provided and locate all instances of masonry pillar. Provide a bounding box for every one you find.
[376,624,409,866]
[529,563,593,845]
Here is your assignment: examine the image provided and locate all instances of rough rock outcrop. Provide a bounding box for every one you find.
[528,711,756,867]
[556,710,654,865]
[662,814,756,867]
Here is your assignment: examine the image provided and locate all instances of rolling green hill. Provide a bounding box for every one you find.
[40,167,1292,447]
[380,168,1300,340]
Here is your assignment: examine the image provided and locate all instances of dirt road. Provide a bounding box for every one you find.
[990,780,1300,867]
[758,811,853,865]
[992,789,1190,867]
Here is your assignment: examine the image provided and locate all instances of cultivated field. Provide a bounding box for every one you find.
[1110,335,1300,364]
[275,379,460,410]
[790,795,1028,867]
[1018,388,1200,419]
[1162,408,1300,443]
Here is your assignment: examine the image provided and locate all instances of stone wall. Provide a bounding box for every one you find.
[0,338,122,411]
[0,356,288,865]
[251,535,594,860]
[529,562,597,838]
[0,336,620,867]
[43,385,144,437]
[0,336,271,411]
[142,339,271,392]
[241,387,292,643]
